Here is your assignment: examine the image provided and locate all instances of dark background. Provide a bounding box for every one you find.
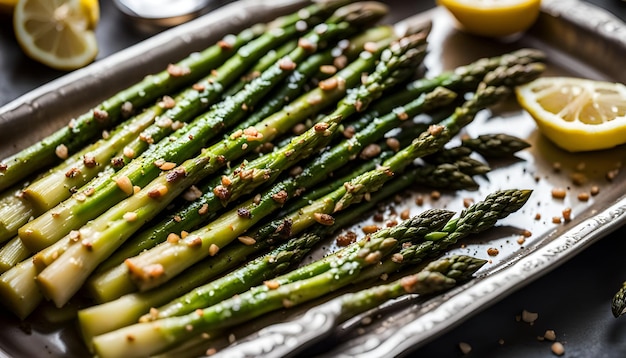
[2,1,626,357]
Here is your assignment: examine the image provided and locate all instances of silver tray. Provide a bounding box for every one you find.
[1,0,625,357]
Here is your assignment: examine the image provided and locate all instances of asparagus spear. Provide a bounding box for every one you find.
[18,3,386,254]
[414,161,479,190]
[612,282,626,317]
[461,133,531,158]
[358,189,533,286]
[0,236,29,273]
[221,39,299,100]
[217,255,486,358]
[0,24,392,319]
[77,159,441,343]
[91,207,456,358]
[120,31,431,292]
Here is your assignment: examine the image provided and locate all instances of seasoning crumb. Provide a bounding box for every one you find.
[517,236,526,245]
[577,192,590,202]
[319,77,338,91]
[167,64,190,77]
[590,185,600,196]
[362,225,379,234]
[319,65,336,75]
[551,342,565,356]
[544,329,556,341]
[458,342,472,355]
[208,244,220,256]
[123,212,138,222]
[521,309,539,324]
[606,168,619,181]
[55,144,69,159]
[535,213,542,220]
[552,216,562,224]
[415,195,424,206]
[487,247,499,256]
[430,190,441,200]
[167,233,180,244]
[238,236,256,246]
[570,172,587,186]
[264,280,280,290]
[115,176,134,195]
[551,187,567,199]
[463,198,474,208]
[562,207,572,222]
[336,231,357,247]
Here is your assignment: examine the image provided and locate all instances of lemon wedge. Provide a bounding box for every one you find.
[13,0,100,71]
[438,0,541,38]
[516,77,626,152]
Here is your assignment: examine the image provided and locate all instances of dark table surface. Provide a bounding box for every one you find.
[2,1,626,357]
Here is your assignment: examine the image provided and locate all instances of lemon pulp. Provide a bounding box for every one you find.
[516,77,626,152]
[13,0,100,70]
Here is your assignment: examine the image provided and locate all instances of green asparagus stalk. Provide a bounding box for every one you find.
[91,208,456,358]
[120,31,431,292]
[0,258,40,319]
[361,189,533,282]
[461,133,531,158]
[221,39,299,99]
[424,145,473,164]
[612,282,626,317]
[0,188,33,244]
[0,236,29,273]
[0,23,392,319]
[414,161,479,190]
[78,148,454,344]
[220,255,486,358]
[18,3,386,254]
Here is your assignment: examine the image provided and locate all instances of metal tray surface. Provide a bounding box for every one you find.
[1,0,625,357]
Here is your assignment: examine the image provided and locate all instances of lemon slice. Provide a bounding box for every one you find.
[438,0,541,38]
[516,77,626,152]
[13,0,100,70]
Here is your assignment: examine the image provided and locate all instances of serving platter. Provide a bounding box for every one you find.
[1,0,626,357]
